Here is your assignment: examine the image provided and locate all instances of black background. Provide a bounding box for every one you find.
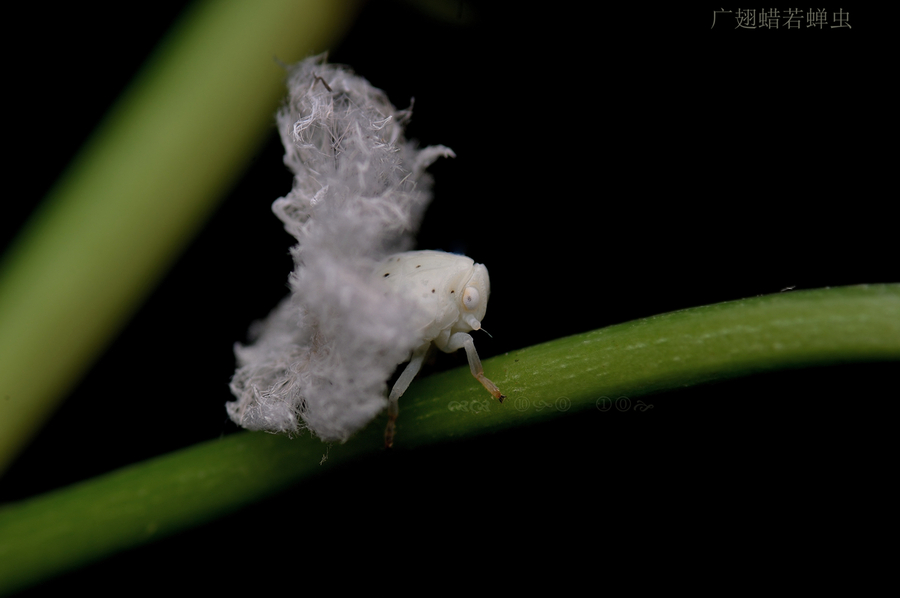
[3,3,894,593]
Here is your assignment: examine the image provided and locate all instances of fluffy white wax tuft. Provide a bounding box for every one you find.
[227,54,454,442]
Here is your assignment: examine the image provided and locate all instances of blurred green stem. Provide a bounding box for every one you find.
[0,0,361,474]
[1,284,897,594]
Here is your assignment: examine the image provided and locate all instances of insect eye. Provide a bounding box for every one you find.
[462,286,480,311]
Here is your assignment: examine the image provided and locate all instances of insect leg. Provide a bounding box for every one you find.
[443,332,505,402]
[385,344,429,448]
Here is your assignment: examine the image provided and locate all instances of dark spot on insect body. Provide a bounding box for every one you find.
[450,289,455,294]
[416,264,421,268]
[431,289,435,293]
[383,273,390,277]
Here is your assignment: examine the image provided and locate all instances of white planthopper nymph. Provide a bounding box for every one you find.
[375,250,504,446]
[225,54,503,447]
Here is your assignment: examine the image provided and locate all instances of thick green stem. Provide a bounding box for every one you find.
[0,0,362,475]
[1,284,897,594]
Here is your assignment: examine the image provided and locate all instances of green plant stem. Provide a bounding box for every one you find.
[0,0,362,475]
[1,284,897,594]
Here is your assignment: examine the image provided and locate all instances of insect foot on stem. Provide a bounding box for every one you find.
[385,413,398,448]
